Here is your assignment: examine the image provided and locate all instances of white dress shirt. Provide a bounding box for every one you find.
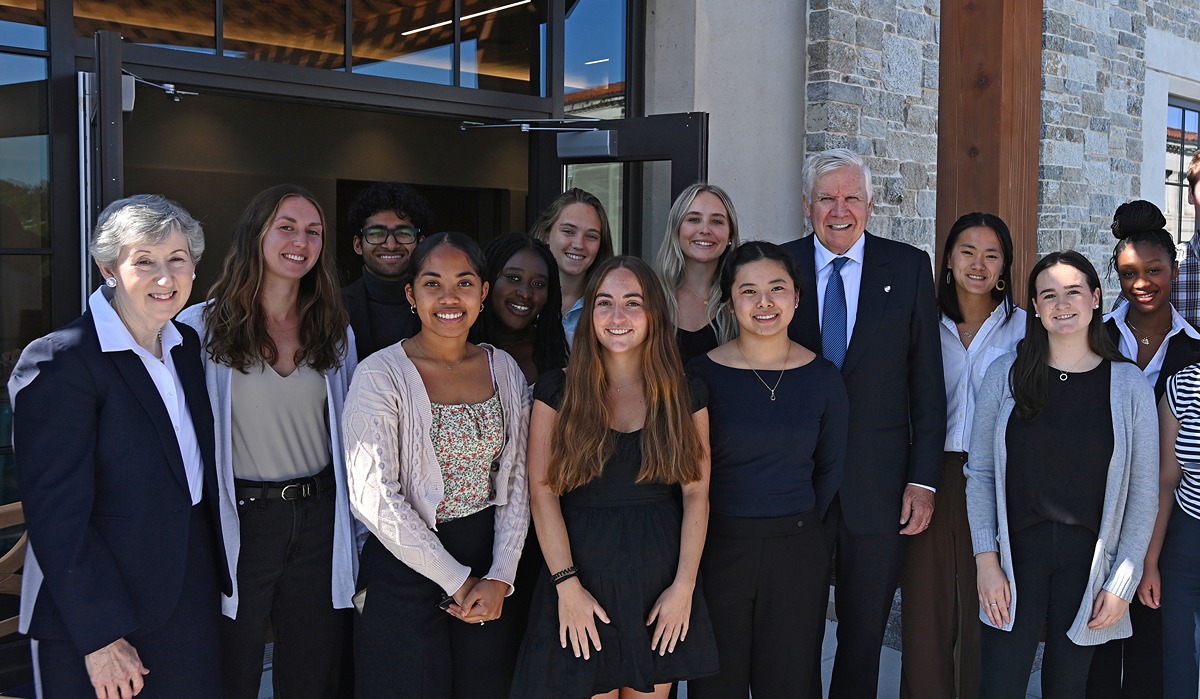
[814,233,867,348]
[91,287,204,504]
[1104,302,1200,389]
[941,304,1026,452]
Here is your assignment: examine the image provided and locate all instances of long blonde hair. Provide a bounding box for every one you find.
[545,256,705,494]
[654,182,740,342]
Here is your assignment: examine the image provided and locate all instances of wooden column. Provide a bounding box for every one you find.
[936,0,1042,304]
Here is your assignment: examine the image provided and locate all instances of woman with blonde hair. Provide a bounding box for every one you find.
[529,188,614,344]
[654,183,741,363]
[511,256,718,698]
[179,183,357,698]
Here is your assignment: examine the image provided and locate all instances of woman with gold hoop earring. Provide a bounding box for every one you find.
[900,212,1024,698]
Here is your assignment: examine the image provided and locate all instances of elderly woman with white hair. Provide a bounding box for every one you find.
[8,194,227,698]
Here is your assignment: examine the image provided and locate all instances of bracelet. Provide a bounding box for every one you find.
[551,565,579,585]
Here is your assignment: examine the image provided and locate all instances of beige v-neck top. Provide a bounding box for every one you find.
[231,363,330,481]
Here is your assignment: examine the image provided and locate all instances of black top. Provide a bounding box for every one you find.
[1103,318,1200,401]
[533,368,708,499]
[687,354,848,518]
[343,268,417,362]
[676,324,719,366]
[1005,361,1113,535]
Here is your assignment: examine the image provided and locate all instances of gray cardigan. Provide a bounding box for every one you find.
[964,353,1158,645]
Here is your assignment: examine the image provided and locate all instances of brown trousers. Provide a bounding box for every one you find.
[900,452,981,699]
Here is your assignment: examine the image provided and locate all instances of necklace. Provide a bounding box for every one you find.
[611,379,642,394]
[407,339,467,370]
[1125,319,1169,346]
[681,286,710,306]
[736,342,791,401]
[1051,351,1095,382]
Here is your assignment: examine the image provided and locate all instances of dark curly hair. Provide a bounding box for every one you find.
[470,233,568,377]
[1108,200,1176,273]
[347,182,434,239]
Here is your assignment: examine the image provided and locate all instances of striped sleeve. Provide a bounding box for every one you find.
[1166,364,1200,519]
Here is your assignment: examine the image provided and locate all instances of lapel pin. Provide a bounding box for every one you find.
[884,285,891,293]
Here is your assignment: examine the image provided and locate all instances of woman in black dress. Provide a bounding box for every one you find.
[511,256,718,698]
[686,241,848,699]
[653,183,741,364]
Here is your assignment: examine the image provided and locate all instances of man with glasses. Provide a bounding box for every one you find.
[343,182,434,362]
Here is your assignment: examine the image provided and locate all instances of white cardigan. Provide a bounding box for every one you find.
[342,341,530,597]
[178,303,359,617]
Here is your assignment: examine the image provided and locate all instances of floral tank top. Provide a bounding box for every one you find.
[431,389,505,523]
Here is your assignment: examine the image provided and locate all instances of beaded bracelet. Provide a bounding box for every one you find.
[551,565,579,585]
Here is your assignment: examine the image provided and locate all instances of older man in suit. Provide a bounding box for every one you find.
[784,149,945,698]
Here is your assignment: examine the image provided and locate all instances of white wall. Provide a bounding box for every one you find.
[645,0,807,245]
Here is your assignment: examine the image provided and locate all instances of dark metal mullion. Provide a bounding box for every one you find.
[46,0,83,320]
[344,0,353,70]
[215,0,224,55]
[625,0,645,117]
[453,0,462,87]
[548,0,564,118]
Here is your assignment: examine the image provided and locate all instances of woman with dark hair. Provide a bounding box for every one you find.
[686,241,848,699]
[343,232,530,698]
[178,184,358,698]
[653,183,741,363]
[511,256,718,698]
[966,251,1158,698]
[901,212,1024,699]
[529,188,615,345]
[1092,200,1200,698]
[470,232,569,384]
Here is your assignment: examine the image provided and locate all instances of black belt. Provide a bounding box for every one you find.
[234,468,335,501]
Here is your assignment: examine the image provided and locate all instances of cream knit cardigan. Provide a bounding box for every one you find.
[343,341,530,596]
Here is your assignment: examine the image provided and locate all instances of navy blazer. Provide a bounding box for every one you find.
[784,232,946,535]
[8,312,228,656]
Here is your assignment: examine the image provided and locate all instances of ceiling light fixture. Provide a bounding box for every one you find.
[401,0,533,36]
[584,58,609,65]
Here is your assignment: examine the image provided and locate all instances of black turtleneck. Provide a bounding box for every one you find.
[343,268,417,362]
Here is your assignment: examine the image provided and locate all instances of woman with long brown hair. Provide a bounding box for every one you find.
[511,256,718,698]
[179,184,358,698]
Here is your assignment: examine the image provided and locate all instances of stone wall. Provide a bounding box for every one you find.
[1039,0,1147,301]
[805,0,941,257]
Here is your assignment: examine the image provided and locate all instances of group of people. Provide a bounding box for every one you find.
[7,146,1200,699]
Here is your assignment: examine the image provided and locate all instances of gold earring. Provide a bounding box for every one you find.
[995,279,1005,291]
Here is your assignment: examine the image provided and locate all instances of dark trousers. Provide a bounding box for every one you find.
[1084,600,1162,698]
[822,495,909,699]
[354,507,517,699]
[901,452,981,699]
[221,484,349,699]
[687,510,828,699]
[1160,502,1200,699]
[34,504,222,698]
[980,521,1096,699]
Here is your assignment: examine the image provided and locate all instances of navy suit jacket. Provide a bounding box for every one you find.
[784,233,946,534]
[8,312,229,656]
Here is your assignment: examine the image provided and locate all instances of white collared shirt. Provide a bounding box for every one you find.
[814,233,867,351]
[90,287,204,504]
[1104,302,1200,390]
[942,304,1026,452]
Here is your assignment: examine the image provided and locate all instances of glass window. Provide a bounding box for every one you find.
[0,0,45,50]
[1166,101,1200,246]
[0,54,49,248]
[224,0,345,68]
[75,0,216,54]
[352,0,453,84]
[461,0,547,95]
[566,162,624,253]
[564,0,625,117]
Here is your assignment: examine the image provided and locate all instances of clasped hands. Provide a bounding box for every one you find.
[445,575,508,624]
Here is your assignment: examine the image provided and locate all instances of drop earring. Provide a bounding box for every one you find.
[410,305,416,314]
[946,270,952,285]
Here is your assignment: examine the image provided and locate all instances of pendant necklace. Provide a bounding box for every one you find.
[1052,352,1093,382]
[736,342,791,401]
[1125,319,1169,346]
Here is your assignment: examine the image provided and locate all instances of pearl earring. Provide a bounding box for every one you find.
[192,273,197,280]
[105,277,117,288]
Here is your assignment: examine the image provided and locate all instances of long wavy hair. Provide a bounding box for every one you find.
[654,182,741,343]
[937,212,1016,324]
[1010,250,1128,421]
[529,188,614,286]
[203,184,348,372]
[546,256,705,494]
[470,233,568,376]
